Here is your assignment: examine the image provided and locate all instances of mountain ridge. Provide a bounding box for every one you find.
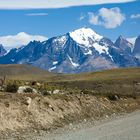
[0,27,139,73]
[0,44,7,57]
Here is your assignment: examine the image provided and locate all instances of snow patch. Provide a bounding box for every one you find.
[93,43,108,54]
[11,59,15,62]
[54,35,67,46]
[69,27,114,61]
[67,55,79,67]
[16,46,25,53]
[3,50,10,56]
[84,49,92,55]
[49,66,56,71]
[70,27,102,47]
[127,37,136,45]
[53,61,58,65]
[93,43,114,61]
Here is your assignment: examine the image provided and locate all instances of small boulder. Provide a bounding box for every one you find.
[17,86,37,94]
[26,97,32,106]
[53,89,60,94]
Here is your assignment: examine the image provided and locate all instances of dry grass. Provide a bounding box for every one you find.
[0,65,139,97]
[0,65,140,138]
[0,92,140,137]
[0,65,139,82]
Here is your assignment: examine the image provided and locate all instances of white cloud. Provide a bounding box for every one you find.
[88,7,125,29]
[131,14,140,19]
[79,13,86,21]
[0,32,47,50]
[88,13,99,25]
[26,13,48,16]
[0,0,136,9]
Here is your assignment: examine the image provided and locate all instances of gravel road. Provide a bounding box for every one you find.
[40,111,140,140]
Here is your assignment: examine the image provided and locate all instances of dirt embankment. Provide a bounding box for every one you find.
[0,93,140,139]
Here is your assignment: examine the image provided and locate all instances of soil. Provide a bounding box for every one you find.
[0,92,140,140]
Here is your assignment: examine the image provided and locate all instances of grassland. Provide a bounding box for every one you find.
[0,64,54,81]
[0,64,140,97]
[0,64,140,139]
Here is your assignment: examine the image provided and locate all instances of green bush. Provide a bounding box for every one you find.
[41,90,51,96]
[24,87,33,93]
[5,83,18,93]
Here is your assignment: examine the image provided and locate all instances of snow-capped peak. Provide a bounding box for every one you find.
[53,35,67,46]
[69,27,103,47]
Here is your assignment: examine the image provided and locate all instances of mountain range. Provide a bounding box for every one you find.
[0,27,139,73]
[0,44,7,57]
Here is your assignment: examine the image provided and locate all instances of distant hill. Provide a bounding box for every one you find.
[52,67,140,96]
[0,64,139,82]
[0,64,54,80]
[0,65,139,96]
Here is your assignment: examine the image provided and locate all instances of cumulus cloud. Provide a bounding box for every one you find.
[79,13,86,21]
[0,32,47,50]
[88,13,99,25]
[131,14,140,19]
[0,0,136,9]
[88,7,125,29]
[26,13,48,16]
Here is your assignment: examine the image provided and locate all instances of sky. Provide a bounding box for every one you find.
[0,0,140,49]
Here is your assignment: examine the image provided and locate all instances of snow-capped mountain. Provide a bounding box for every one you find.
[33,28,118,73]
[0,27,139,73]
[115,35,133,54]
[133,35,140,60]
[0,44,7,57]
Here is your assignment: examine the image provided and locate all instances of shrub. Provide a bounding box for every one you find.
[5,83,18,93]
[81,89,92,95]
[107,94,119,101]
[41,90,51,96]
[31,81,36,86]
[24,87,33,93]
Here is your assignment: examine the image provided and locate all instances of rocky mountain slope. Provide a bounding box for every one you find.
[0,27,139,73]
[0,44,7,57]
[133,35,140,60]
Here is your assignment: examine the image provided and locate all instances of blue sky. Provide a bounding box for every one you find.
[0,0,140,48]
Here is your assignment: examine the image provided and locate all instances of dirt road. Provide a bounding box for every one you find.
[42,111,140,140]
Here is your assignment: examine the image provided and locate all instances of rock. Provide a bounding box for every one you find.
[17,86,37,94]
[60,115,64,119]
[53,90,60,94]
[84,119,87,122]
[36,82,42,87]
[105,115,109,118]
[48,104,53,108]
[115,95,119,100]
[69,123,72,126]
[108,94,119,101]
[136,82,140,85]
[112,113,116,116]
[26,97,32,106]
[48,104,54,111]
[73,127,76,130]
[25,82,29,85]
[33,129,37,133]
[47,91,52,94]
